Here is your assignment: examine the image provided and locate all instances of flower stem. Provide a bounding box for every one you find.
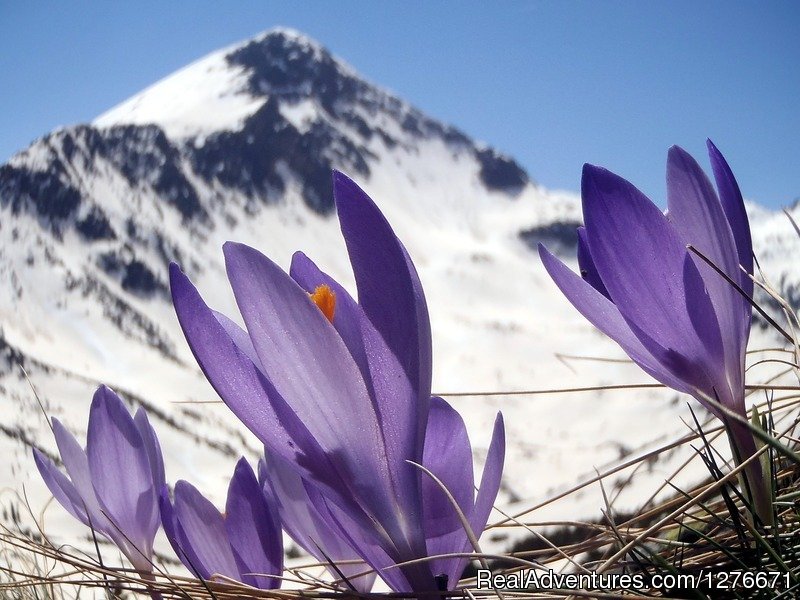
[725,419,773,528]
[137,570,162,600]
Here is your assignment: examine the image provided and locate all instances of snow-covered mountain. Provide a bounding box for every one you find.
[1,27,796,561]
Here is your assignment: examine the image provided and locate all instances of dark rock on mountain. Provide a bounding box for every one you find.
[476,148,529,194]
[0,164,82,234]
[188,98,372,214]
[96,125,208,222]
[76,206,116,240]
[519,220,581,254]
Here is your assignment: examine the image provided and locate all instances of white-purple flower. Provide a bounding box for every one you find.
[33,385,165,573]
[160,457,283,589]
[169,172,505,592]
[539,141,767,521]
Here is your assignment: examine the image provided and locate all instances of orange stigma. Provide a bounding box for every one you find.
[310,284,336,323]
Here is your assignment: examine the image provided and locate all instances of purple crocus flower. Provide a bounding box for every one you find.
[169,172,505,592]
[539,141,768,521]
[33,385,165,573]
[160,457,283,589]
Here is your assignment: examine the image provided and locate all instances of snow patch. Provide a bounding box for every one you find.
[95,49,264,138]
[279,98,319,133]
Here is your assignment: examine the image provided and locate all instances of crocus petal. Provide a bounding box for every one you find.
[706,139,753,293]
[159,487,185,563]
[468,412,505,553]
[86,386,155,565]
[51,418,113,535]
[134,409,166,500]
[333,172,432,422]
[427,412,505,589]
[666,146,744,391]
[330,174,434,563]
[667,145,739,282]
[170,264,286,439]
[581,164,725,392]
[33,449,90,526]
[160,485,220,582]
[576,227,610,299]
[212,309,261,366]
[422,397,474,538]
[538,244,695,396]
[679,253,730,407]
[225,458,282,589]
[223,242,411,542]
[172,481,240,581]
[260,453,376,593]
[707,139,754,351]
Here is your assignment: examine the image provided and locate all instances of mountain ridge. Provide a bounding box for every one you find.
[94,27,530,212]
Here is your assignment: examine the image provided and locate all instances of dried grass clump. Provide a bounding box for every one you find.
[3,382,799,600]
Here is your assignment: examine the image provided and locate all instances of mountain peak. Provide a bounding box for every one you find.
[93,27,351,140]
[226,27,355,103]
[90,27,531,211]
[250,27,329,60]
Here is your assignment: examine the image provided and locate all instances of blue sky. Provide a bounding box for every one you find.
[1,1,798,208]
